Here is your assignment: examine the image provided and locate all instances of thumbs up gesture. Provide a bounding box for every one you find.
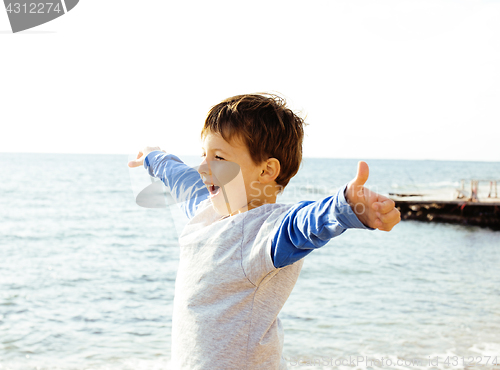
[345,161,401,231]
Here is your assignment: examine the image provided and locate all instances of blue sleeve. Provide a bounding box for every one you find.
[271,185,373,268]
[144,151,209,219]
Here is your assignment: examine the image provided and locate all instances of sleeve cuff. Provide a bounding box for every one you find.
[143,151,166,176]
[334,184,375,230]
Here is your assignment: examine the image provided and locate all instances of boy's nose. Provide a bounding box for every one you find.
[198,158,211,176]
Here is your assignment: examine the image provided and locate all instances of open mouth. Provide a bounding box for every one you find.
[208,184,221,197]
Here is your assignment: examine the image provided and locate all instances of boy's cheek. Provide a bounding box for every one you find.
[210,181,249,216]
[226,182,249,210]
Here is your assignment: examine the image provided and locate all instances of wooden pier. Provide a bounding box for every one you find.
[390,180,500,230]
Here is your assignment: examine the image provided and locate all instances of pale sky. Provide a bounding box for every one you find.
[1,0,499,161]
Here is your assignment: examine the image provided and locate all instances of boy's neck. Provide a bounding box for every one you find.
[223,184,280,217]
[245,182,280,210]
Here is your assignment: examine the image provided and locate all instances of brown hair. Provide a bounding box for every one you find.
[201,93,306,188]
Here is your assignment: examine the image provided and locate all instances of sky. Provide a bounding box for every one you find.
[1,0,499,161]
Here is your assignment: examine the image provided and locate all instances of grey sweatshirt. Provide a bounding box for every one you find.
[171,199,303,370]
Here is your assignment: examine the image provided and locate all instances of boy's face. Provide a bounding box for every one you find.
[198,131,263,216]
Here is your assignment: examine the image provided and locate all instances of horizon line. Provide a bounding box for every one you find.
[1,151,499,163]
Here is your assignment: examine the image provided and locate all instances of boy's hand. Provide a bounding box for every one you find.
[127,146,165,168]
[345,161,401,231]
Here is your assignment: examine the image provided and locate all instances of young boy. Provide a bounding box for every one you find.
[128,94,400,370]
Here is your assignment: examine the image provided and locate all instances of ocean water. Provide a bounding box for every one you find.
[1,153,499,370]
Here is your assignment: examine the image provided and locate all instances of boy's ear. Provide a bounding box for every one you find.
[259,158,280,184]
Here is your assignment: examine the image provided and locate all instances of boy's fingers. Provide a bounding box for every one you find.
[377,208,401,231]
[127,152,145,168]
[373,198,395,213]
[380,208,401,224]
[128,159,143,168]
[127,147,165,168]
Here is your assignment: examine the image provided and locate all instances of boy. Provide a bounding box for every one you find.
[128,94,400,370]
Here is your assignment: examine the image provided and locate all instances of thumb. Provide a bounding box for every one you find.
[351,161,369,187]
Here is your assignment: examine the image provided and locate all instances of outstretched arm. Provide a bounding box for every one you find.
[271,161,400,268]
[271,185,370,268]
[128,147,209,219]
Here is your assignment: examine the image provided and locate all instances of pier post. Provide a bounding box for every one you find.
[488,181,498,198]
[471,180,479,202]
[457,180,465,199]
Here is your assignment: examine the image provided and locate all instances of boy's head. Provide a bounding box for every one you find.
[201,93,305,189]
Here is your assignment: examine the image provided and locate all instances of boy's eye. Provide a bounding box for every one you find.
[200,153,224,161]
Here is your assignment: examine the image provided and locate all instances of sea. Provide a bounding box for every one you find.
[1,153,499,370]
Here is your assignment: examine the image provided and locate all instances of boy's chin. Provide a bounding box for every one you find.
[212,205,229,217]
[211,202,234,217]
